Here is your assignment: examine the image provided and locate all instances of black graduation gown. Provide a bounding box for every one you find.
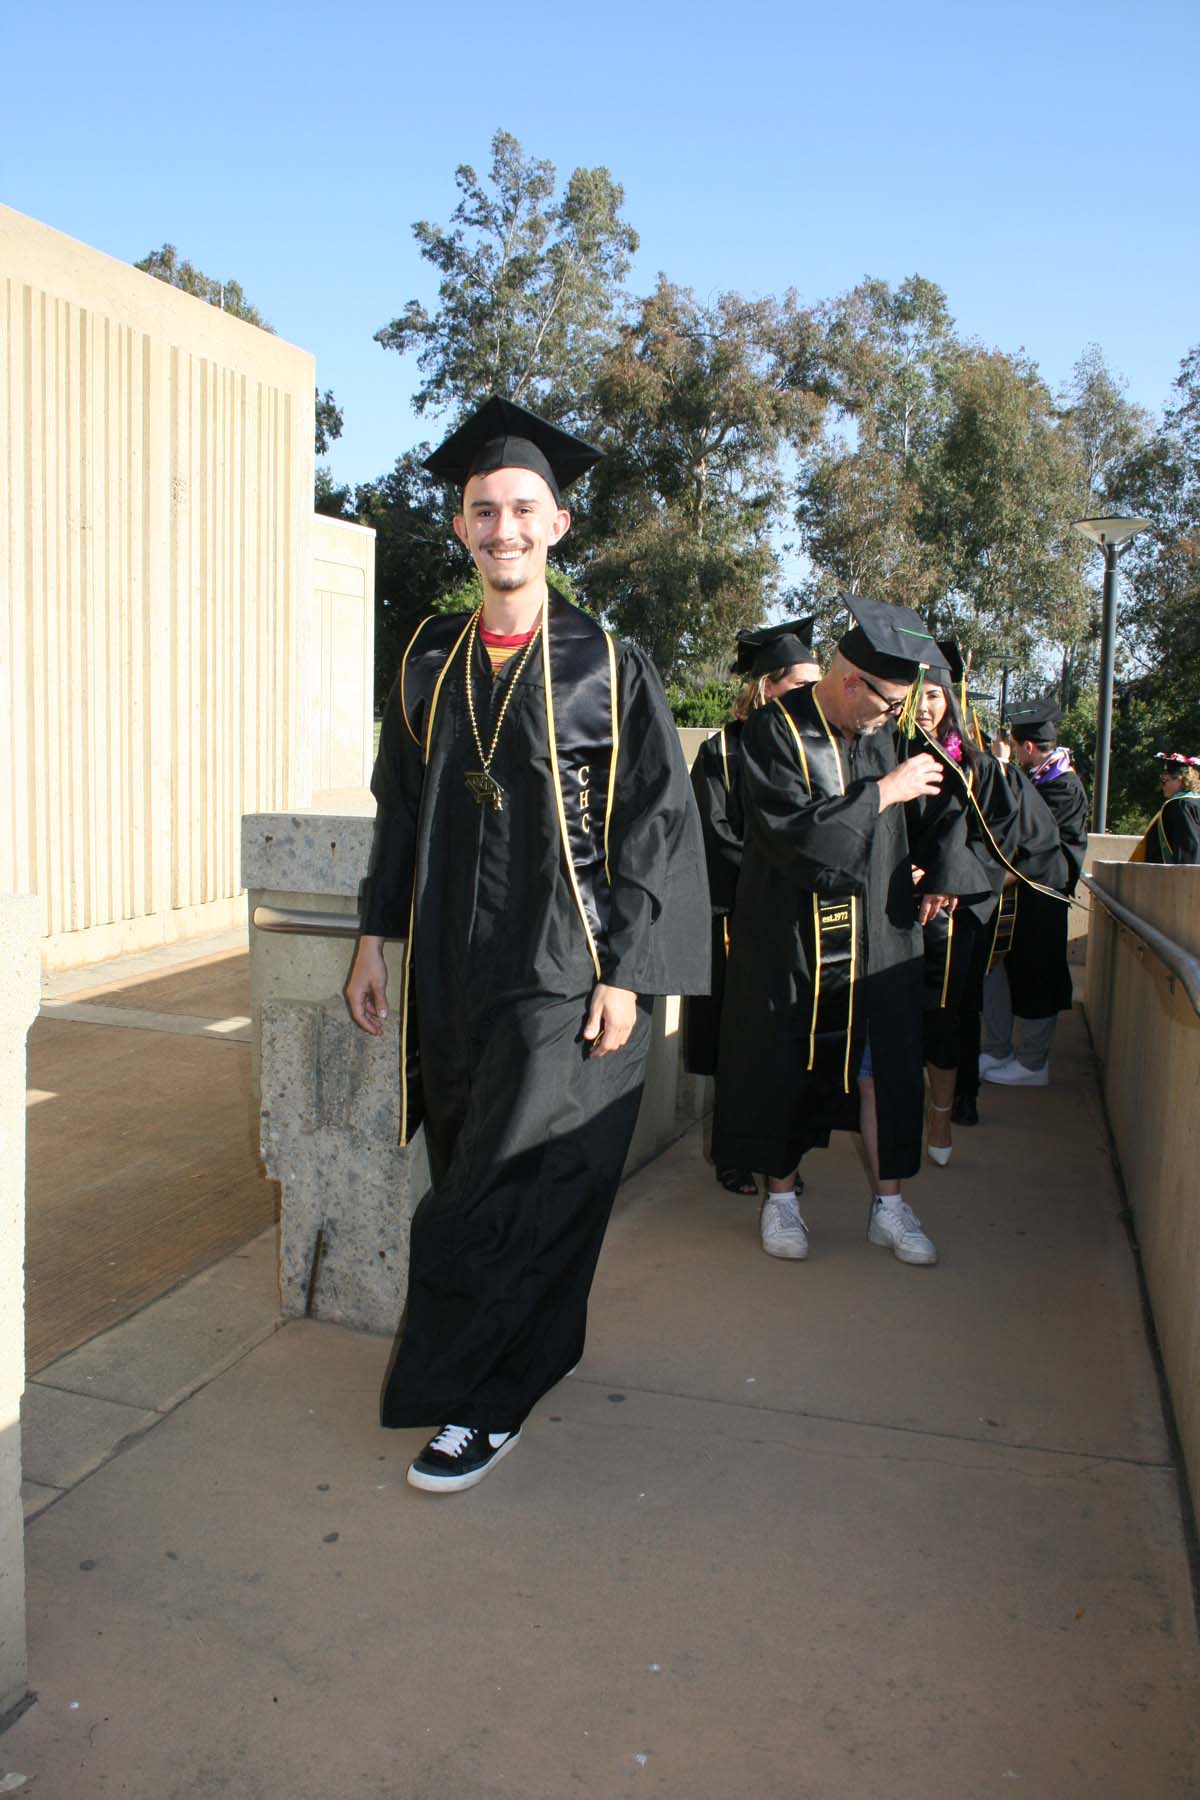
[711,688,972,1184]
[361,602,710,1433]
[1145,793,1200,864]
[1004,765,1088,1020]
[683,722,744,1076]
[954,760,1069,1099]
[919,749,1014,1069]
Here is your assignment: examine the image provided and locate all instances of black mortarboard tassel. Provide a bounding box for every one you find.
[837,595,950,681]
[733,617,817,679]
[1006,695,1062,741]
[422,395,603,503]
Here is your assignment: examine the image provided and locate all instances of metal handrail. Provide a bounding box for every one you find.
[1081,872,1200,1018]
[252,905,361,938]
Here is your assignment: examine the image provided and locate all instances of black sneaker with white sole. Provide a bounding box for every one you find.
[406,1423,521,1493]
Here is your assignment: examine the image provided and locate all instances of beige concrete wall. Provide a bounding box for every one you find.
[0,894,41,1720]
[1085,862,1200,1514]
[0,204,317,971]
[1067,832,1142,961]
[310,516,375,804]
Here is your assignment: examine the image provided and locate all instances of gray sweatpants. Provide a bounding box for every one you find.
[982,966,1058,1070]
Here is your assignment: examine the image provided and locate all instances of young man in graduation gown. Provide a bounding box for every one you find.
[346,397,710,1494]
[711,597,973,1268]
[1131,752,1200,863]
[980,698,1089,1089]
[683,618,819,1204]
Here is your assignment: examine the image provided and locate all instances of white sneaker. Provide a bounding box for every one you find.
[978,1051,1010,1075]
[760,1194,809,1260]
[983,1059,1049,1087]
[868,1199,938,1266]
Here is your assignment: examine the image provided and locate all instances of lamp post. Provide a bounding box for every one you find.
[1071,515,1151,832]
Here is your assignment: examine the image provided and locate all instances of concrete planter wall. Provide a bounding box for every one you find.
[1085,861,1200,1515]
[243,813,709,1337]
[0,895,42,1721]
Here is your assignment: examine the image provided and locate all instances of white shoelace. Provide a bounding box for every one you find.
[880,1200,922,1234]
[428,1424,475,1458]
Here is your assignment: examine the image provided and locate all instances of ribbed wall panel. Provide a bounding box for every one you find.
[0,206,315,954]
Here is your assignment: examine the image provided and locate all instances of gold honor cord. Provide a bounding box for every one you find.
[397,613,475,1146]
[541,615,603,982]
[773,694,858,1094]
[987,887,1019,972]
[719,723,731,793]
[602,630,619,888]
[399,614,438,746]
[913,726,1080,909]
[399,887,417,1146]
[938,908,956,1008]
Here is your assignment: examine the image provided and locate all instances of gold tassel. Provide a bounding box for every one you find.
[897,663,927,738]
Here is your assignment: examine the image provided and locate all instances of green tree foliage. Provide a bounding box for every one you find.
[1099,344,1200,784]
[135,243,274,328]
[352,452,473,707]
[315,389,343,456]
[579,281,825,679]
[794,277,955,630]
[917,346,1091,673]
[375,129,638,423]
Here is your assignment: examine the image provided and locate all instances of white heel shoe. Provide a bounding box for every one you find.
[927,1102,953,1167]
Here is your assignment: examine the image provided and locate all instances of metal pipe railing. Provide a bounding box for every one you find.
[252,905,361,938]
[1081,873,1200,1019]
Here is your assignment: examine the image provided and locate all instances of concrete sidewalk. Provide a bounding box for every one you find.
[7,1008,1199,1797]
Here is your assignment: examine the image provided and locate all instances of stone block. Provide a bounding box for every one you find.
[261,996,427,1333]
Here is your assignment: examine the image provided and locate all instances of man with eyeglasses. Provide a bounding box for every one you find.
[713,596,979,1268]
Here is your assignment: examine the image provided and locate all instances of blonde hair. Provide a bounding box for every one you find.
[733,667,791,720]
[1178,766,1200,794]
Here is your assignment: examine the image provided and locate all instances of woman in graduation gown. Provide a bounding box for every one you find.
[1132,752,1200,863]
[912,654,1011,1161]
[684,619,819,1196]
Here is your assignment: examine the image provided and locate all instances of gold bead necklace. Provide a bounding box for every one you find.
[462,606,542,812]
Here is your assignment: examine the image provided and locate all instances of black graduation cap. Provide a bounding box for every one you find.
[838,595,949,681]
[422,396,602,504]
[935,638,966,687]
[1006,695,1062,741]
[733,617,817,679]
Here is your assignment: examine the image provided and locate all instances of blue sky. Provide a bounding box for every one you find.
[5,0,1197,495]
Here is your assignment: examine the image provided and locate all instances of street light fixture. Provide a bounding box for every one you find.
[1071,515,1151,833]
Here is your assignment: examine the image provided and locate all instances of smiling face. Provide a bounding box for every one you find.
[453,466,570,598]
[914,680,948,736]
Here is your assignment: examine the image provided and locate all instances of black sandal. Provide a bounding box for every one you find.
[718,1169,758,1195]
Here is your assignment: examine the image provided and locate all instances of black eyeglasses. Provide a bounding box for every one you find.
[858,672,907,718]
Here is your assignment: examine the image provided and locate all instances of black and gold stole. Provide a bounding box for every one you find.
[395,598,618,1142]
[772,691,858,1094]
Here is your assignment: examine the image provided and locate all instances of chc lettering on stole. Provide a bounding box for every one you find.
[578,763,591,834]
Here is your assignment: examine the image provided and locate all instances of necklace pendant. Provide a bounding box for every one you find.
[465,770,504,812]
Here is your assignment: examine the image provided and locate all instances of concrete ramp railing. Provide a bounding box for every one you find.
[1085,862,1200,1518]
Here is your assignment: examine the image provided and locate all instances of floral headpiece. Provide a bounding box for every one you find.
[1155,750,1200,768]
